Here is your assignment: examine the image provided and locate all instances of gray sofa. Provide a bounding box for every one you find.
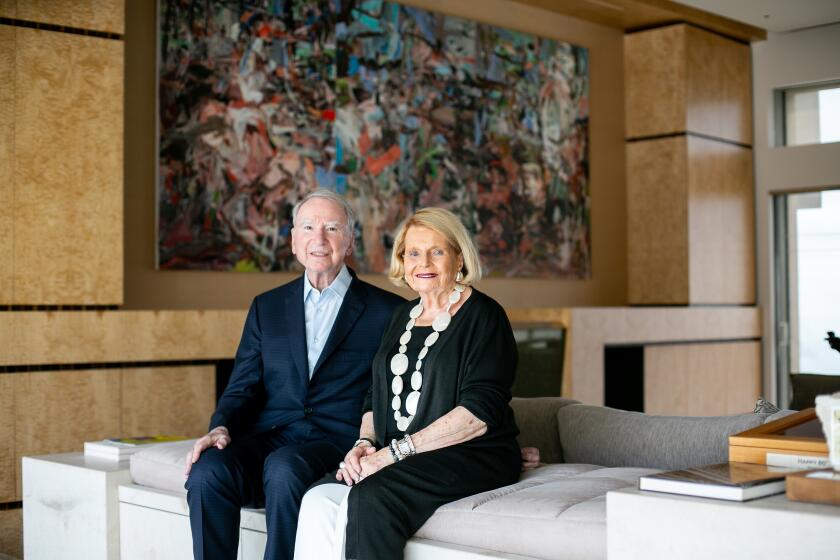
[128,397,784,559]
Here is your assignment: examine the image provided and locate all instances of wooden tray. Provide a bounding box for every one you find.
[729,408,829,467]
[786,469,840,506]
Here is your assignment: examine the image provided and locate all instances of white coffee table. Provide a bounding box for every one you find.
[607,486,840,559]
[22,453,132,560]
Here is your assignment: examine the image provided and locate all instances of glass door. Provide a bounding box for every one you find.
[774,189,840,408]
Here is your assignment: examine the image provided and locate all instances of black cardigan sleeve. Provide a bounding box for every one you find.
[456,299,517,429]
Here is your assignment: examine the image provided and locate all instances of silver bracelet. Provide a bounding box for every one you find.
[388,439,402,462]
[396,434,416,458]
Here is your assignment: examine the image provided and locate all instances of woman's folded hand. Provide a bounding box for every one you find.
[336,444,376,486]
[358,447,395,479]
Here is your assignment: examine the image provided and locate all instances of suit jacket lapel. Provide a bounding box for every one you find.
[286,276,309,384]
[311,275,366,379]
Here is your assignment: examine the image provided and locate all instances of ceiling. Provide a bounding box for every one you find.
[672,0,840,33]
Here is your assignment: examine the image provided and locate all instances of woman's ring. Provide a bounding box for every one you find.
[339,461,346,469]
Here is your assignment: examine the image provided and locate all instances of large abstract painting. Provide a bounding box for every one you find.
[158,0,590,277]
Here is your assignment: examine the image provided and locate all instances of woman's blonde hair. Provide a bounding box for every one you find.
[388,207,483,288]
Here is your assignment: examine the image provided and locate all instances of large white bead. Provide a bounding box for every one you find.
[454,284,465,292]
[424,331,439,346]
[391,395,401,411]
[399,331,412,345]
[432,311,451,332]
[391,375,403,395]
[415,360,423,371]
[397,416,410,432]
[406,391,421,415]
[411,371,422,390]
[448,289,462,303]
[405,318,415,330]
[409,304,423,319]
[394,410,400,421]
[390,353,409,376]
[418,346,429,359]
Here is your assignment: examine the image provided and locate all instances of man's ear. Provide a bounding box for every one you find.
[290,227,296,254]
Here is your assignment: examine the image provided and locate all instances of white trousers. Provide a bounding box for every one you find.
[294,483,352,560]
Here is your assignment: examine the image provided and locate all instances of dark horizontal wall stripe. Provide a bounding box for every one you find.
[605,337,761,348]
[0,305,120,312]
[626,131,752,149]
[0,17,122,40]
[0,359,222,374]
[0,501,22,511]
[624,20,753,46]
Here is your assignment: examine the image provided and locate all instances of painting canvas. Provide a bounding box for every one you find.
[158,0,590,277]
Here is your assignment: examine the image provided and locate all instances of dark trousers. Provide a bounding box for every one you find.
[185,425,344,560]
[344,442,521,560]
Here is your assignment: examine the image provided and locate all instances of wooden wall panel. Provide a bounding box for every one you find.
[14,369,121,498]
[0,26,13,303]
[685,26,752,146]
[687,137,755,304]
[0,376,15,503]
[11,0,124,35]
[0,508,22,559]
[627,136,689,304]
[13,28,123,305]
[0,2,15,18]
[626,24,752,145]
[624,25,686,139]
[0,310,246,366]
[644,341,761,416]
[121,366,216,438]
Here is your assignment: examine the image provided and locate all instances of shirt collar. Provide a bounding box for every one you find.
[303,264,352,302]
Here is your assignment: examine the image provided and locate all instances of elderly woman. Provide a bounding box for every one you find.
[294,207,521,559]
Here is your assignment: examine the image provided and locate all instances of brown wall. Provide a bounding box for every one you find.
[123,0,627,310]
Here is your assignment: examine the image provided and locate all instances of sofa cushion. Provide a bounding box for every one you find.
[557,405,769,470]
[130,439,195,494]
[511,396,579,464]
[416,463,659,560]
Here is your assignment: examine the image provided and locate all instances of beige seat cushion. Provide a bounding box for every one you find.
[130,439,196,494]
[415,464,660,560]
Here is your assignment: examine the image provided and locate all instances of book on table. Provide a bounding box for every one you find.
[84,435,188,460]
[639,462,800,501]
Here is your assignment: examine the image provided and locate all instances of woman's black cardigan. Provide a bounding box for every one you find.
[362,289,519,449]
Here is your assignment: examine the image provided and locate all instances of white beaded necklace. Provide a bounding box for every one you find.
[389,284,465,432]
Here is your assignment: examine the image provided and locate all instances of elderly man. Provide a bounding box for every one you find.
[184,190,404,560]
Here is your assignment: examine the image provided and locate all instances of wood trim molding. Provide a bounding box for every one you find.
[512,0,766,42]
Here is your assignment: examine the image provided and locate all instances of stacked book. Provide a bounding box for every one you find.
[84,435,188,460]
[639,462,799,501]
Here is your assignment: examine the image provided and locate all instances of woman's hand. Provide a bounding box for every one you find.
[358,447,395,479]
[521,447,541,470]
[336,444,376,486]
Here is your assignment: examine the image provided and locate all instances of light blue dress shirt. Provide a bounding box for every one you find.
[303,264,352,379]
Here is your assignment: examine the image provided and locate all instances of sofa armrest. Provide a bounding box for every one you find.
[510,397,579,464]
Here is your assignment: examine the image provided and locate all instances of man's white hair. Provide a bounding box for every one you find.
[291,189,356,235]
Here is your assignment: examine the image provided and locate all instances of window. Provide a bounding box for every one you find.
[774,189,840,407]
[778,82,840,146]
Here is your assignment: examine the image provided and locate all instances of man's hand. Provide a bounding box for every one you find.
[521,447,540,471]
[336,444,376,486]
[184,426,231,476]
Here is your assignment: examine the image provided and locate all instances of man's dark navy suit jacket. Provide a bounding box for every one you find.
[210,271,404,451]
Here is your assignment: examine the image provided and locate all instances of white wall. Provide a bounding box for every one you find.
[752,23,840,405]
